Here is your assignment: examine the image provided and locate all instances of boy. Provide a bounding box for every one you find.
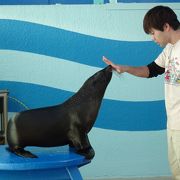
[103,5,180,180]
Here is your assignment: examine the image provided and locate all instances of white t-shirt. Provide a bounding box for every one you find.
[155,40,180,130]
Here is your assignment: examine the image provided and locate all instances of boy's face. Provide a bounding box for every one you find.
[150,27,170,47]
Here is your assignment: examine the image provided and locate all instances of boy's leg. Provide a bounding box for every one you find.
[167,129,180,180]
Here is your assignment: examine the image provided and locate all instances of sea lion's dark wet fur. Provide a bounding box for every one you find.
[7,66,112,159]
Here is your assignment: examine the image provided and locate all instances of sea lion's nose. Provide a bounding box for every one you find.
[105,65,112,72]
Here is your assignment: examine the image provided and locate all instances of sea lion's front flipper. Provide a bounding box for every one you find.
[69,131,95,159]
[7,147,38,158]
[77,145,95,160]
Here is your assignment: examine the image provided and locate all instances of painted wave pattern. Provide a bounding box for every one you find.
[0,19,162,66]
[0,19,166,131]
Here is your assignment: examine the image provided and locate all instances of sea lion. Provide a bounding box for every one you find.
[6,65,112,159]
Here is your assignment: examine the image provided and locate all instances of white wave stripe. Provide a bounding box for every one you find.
[0,50,164,101]
[0,3,179,41]
[81,128,170,178]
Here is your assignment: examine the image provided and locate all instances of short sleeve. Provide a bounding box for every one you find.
[147,61,165,78]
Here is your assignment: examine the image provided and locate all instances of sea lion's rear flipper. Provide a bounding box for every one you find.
[7,147,38,158]
[16,149,38,158]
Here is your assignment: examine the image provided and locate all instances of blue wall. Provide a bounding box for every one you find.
[0,2,179,179]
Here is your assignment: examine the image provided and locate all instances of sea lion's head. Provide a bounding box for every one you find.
[92,65,112,87]
[79,65,112,99]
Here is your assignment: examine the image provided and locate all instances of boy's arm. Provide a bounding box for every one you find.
[102,56,149,78]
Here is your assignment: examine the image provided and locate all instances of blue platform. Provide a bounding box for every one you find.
[0,145,90,180]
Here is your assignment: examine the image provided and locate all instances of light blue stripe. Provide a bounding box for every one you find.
[80,128,171,178]
[0,50,164,101]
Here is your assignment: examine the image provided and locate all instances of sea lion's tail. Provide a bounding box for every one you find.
[6,115,19,147]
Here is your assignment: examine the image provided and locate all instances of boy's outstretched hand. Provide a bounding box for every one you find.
[102,56,121,73]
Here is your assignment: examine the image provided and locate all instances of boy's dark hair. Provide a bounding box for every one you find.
[143,5,180,34]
